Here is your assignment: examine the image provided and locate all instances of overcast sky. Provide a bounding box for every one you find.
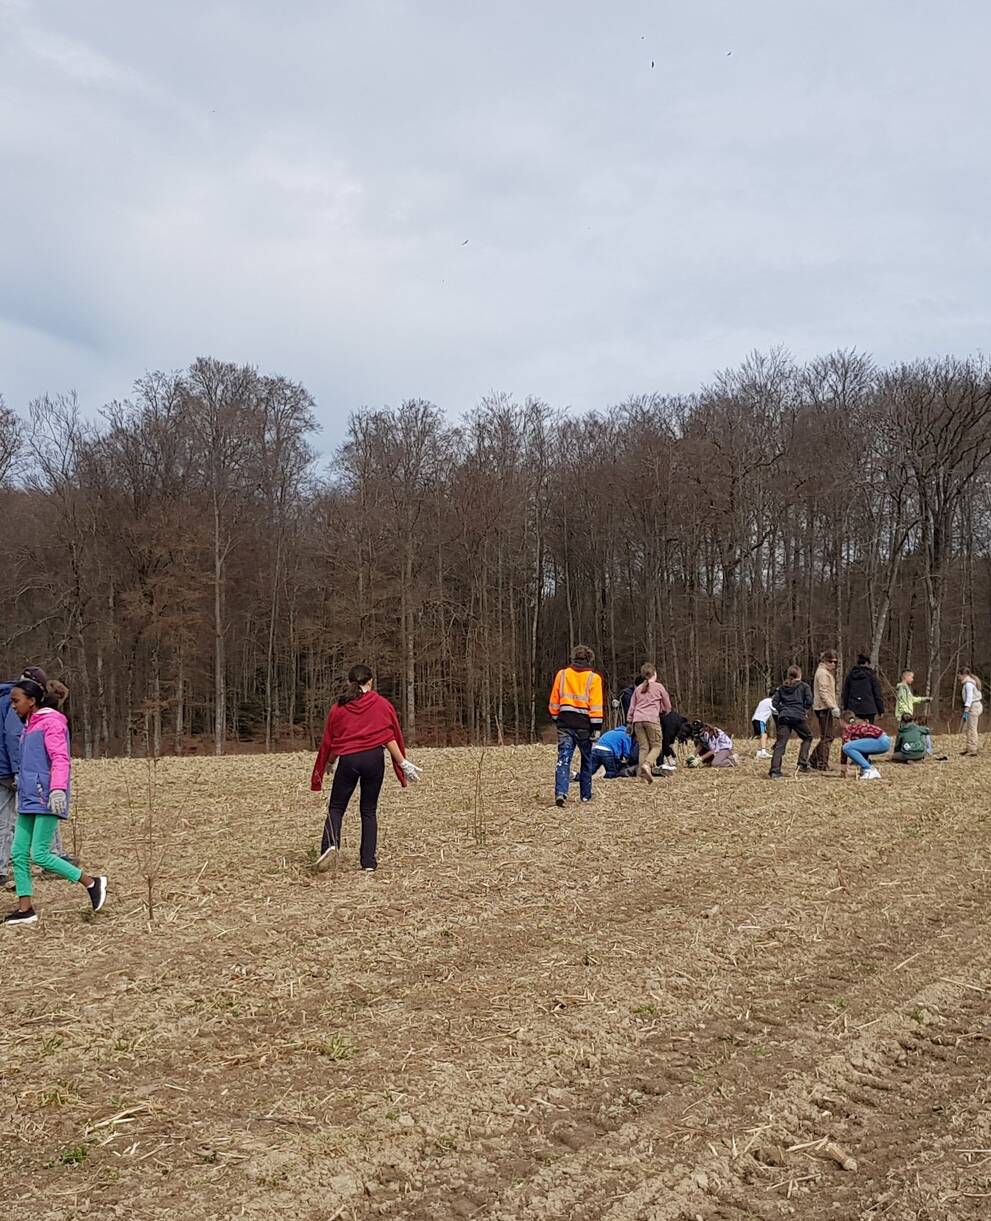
[2,0,989,449]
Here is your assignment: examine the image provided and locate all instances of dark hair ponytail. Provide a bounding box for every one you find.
[337,663,373,706]
[12,671,69,710]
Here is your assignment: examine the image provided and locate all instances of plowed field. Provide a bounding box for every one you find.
[3,741,990,1219]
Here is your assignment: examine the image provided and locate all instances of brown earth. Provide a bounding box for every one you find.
[2,741,990,1219]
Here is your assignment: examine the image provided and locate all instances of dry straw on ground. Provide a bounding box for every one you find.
[2,738,991,1220]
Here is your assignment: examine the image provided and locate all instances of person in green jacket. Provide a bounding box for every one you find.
[894,670,930,721]
[892,713,932,763]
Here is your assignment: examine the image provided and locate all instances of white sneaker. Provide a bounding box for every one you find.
[315,845,337,871]
[660,760,676,771]
[858,767,882,781]
[756,749,771,759]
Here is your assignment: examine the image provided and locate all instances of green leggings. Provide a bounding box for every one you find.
[12,814,82,899]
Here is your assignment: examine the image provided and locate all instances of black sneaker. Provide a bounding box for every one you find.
[3,907,38,926]
[86,876,107,912]
[555,795,566,808]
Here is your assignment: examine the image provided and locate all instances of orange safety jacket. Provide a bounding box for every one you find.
[549,666,604,725]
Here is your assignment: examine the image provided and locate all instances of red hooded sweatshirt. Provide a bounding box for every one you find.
[310,691,408,791]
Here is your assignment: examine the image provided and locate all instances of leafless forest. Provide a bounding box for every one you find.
[1,348,989,757]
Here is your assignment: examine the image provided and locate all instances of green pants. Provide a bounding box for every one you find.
[12,814,82,899]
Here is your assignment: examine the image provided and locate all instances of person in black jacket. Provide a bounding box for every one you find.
[841,654,884,723]
[768,666,814,778]
[658,709,691,771]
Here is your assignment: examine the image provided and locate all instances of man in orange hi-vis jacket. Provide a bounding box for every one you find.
[549,644,604,808]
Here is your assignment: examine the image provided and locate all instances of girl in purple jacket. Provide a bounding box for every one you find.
[3,672,106,927]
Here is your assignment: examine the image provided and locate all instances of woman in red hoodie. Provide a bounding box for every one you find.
[310,665,421,872]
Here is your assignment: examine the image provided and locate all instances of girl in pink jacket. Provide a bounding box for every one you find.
[3,672,107,927]
[627,664,672,783]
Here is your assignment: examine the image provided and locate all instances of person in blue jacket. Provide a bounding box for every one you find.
[0,670,74,889]
[0,681,21,887]
[589,726,639,779]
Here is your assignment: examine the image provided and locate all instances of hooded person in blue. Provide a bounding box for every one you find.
[589,727,639,779]
[0,670,74,888]
[0,681,22,886]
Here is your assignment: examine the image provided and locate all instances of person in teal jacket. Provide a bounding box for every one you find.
[892,714,932,763]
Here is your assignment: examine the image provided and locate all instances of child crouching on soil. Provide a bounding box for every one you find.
[892,714,932,763]
[840,716,890,780]
[4,673,107,927]
[588,727,638,779]
[694,724,738,768]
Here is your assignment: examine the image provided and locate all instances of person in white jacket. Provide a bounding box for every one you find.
[959,668,983,756]
[750,694,774,759]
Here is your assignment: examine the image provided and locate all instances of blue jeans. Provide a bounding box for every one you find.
[843,735,890,772]
[589,748,623,779]
[556,728,592,800]
[0,783,15,876]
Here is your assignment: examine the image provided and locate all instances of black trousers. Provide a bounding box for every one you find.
[323,748,385,870]
[769,718,813,775]
[660,712,683,762]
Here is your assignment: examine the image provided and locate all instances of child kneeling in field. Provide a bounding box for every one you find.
[840,716,890,780]
[694,724,738,768]
[588,727,638,779]
[892,714,931,763]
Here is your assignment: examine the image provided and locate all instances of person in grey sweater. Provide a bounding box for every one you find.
[768,666,814,779]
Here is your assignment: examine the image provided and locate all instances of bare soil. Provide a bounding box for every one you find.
[3,741,990,1219]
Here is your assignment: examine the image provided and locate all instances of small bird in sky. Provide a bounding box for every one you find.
[461,239,469,246]
[651,59,655,68]
[726,50,733,56]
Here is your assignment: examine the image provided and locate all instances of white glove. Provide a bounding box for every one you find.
[49,789,67,816]
[401,759,422,783]
[831,707,841,718]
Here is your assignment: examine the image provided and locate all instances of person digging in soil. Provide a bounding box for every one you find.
[839,715,890,780]
[310,664,421,873]
[694,724,738,768]
[891,713,932,763]
[3,672,107,927]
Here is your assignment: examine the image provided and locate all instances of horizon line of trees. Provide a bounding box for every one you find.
[1,346,989,758]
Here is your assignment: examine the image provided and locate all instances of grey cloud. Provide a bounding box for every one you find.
[1,0,990,446]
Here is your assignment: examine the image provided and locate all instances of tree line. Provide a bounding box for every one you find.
[1,347,989,757]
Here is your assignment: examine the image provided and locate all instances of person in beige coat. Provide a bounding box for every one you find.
[959,668,983,756]
[811,650,841,771]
